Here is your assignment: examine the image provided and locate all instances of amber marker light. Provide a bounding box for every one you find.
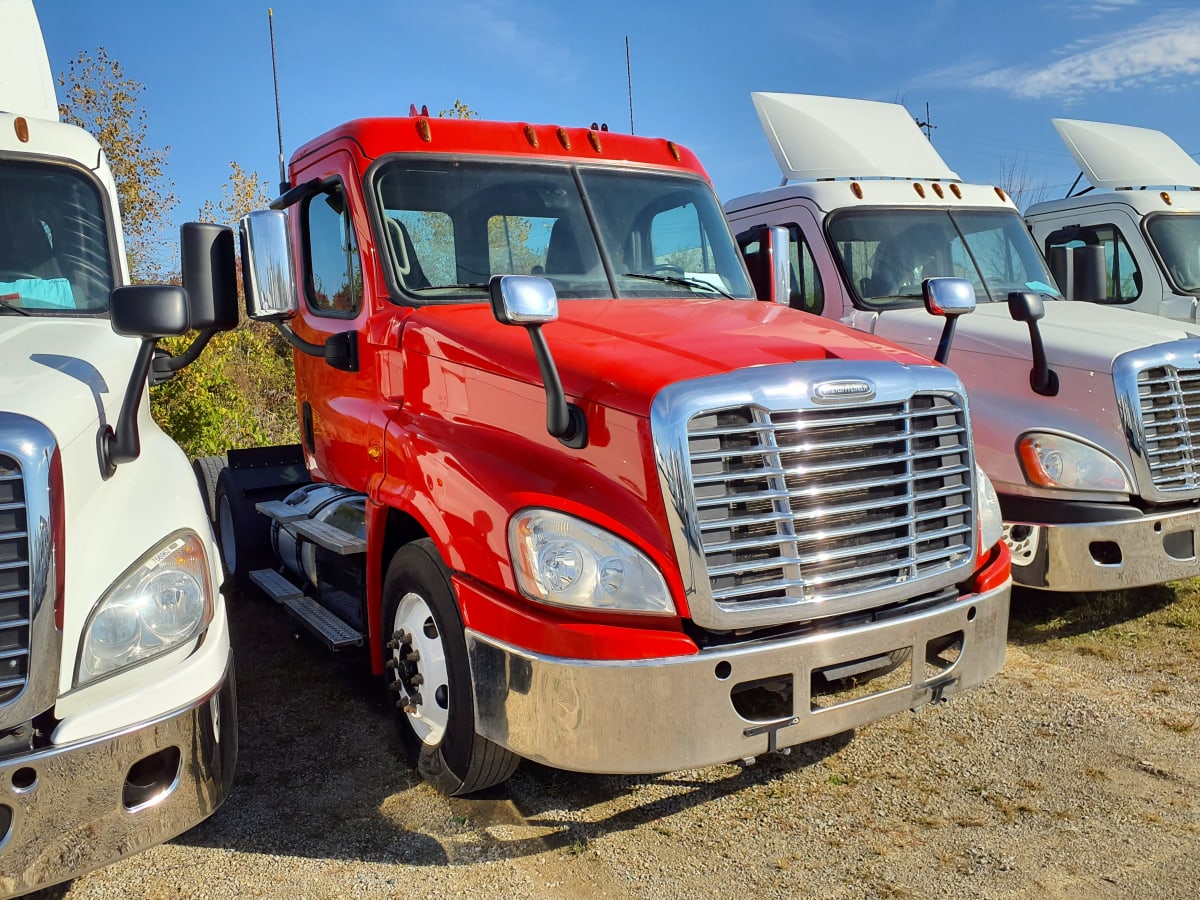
[995,187,1009,202]
[914,183,926,198]
[556,127,571,150]
[851,182,863,199]
[523,124,538,148]
[666,140,681,161]
[14,116,29,143]
[415,118,432,143]
[1161,191,1173,206]
[932,183,944,198]
[588,130,602,153]
[950,184,962,199]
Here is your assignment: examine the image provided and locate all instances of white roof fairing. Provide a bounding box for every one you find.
[0,0,58,122]
[1052,118,1200,190]
[751,92,961,184]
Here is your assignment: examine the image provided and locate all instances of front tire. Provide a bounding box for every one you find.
[383,539,519,795]
[214,468,273,586]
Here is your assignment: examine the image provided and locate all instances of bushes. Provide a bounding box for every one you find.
[151,323,299,458]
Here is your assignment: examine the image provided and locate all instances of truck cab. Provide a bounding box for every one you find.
[1025,117,1200,323]
[217,111,1011,796]
[0,2,238,894]
[725,92,1200,593]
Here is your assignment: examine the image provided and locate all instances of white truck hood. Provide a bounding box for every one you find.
[855,300,1199,373]
[0,316,135,448]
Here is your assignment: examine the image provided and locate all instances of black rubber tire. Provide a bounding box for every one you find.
[213,468,274,585]
[192,455,228,523]
[382,539,519,796]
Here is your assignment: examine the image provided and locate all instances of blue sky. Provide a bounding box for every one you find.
[31,0,1200,243]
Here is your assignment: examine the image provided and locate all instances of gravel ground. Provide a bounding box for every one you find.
[50,583,1200,900]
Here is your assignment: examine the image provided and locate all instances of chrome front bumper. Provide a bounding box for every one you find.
[467,581,1010,775]
[0,653,237,898]
[1006,505,1200,591]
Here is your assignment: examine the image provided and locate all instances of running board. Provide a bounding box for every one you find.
[250,567,303,603]
[283,595,364,650]
[290,519,366,555]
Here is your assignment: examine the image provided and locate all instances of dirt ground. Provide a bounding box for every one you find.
[56,580,1200,899]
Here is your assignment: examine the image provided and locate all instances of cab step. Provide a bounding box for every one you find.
[255,499,308,524]
[283,595,364,650]
[289,518,366,555]
[249,567,303,603]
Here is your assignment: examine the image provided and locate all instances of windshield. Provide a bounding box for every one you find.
[0,160,114,313]
[1146,213,1200,293]
[370,158,753,302]
[827,208,1060,309]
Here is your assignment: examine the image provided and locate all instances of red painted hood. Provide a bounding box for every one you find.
[404,299,931,417]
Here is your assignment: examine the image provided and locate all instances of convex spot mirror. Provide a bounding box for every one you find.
[110,285,190,339]
[239,209,298,321]
[489,274,559,326]
[1008,290,1046,323]
[922,277,977,318]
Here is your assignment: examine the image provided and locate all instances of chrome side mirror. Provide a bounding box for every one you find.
[489,274,559,325]
[240,209,297,320]
[922,277,976,364]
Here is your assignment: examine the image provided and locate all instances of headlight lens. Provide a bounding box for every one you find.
[76,530,213,686]
[1017,432,1131,493]
[975,465,1004,552]
[509,509,675,614]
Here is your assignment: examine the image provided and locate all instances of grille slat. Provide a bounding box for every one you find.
[687,392,973,615]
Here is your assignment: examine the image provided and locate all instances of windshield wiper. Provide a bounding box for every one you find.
[411,282,489,291]
[0,293,31,316]
[622,273,735,300]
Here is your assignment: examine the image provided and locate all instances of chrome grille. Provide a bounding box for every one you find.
[0,454,29,706]
[1136,364,1200,493]
[689,393,973,614]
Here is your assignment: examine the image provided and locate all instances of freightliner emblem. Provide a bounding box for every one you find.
[812,379,876,403]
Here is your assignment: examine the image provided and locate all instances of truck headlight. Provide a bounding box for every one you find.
[976,465,1004,552]
[1017,432,1131,494]
[509,509,675,614]
[76,531,214,686]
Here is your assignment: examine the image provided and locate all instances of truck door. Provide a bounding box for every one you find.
[291,168,376,490]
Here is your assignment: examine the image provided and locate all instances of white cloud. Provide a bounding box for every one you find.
[974,9,1200,99]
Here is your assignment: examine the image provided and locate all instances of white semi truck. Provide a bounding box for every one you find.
[0,2,239,894]
[724,93,1200,593]
[1025,117,1200,323]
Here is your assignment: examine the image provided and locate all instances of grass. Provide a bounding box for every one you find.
[1008,578,1200,659]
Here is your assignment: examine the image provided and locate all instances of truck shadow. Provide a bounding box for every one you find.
[1007,581,1183,645]
[173,586,850,867]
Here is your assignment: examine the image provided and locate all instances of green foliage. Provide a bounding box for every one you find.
[152,326,299,458]
[438,100,479,119]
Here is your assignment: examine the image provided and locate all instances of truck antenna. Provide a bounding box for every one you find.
[626,36,635,135]
[914,101,935,142]
[269,8,287,194]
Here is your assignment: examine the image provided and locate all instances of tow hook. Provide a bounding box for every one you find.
[743,715,801,754]
[923,675,958,707]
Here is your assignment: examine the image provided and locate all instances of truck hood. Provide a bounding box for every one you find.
[862,300,1199,373]
[407,299,933,416]
[0,317,133,447]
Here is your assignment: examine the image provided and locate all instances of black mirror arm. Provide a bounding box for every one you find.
[526,325,587,449]
[1024,323,1060,396]
[98,338,157,478]
[151,327,218,378]
[934,318,959,365]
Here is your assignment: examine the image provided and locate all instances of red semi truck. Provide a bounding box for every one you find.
[208,113,1012,795]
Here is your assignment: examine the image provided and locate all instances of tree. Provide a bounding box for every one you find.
[998,153,1052,212]
[151,162,300,458]
[57,48,177,281]
[439,100,479,119]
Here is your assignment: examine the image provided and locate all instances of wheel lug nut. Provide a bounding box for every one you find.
[410,674,424,686]
[406,650,420,662]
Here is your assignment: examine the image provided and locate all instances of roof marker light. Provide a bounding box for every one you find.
[950,184,962,199]
[523,125,539,148]
[995,186,1009,202]
[932,183,944,199]
[666,140,681,161]
[914,183,926,198]
[14,116,29,143]
[851,182,863,199]
[556,127,571,150]
[415,118,432,143]
[587,130,602,153]
[1161,191,1173,206]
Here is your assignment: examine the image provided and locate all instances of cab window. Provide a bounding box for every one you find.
[303,182,362,316]
[1045,223,1140,303]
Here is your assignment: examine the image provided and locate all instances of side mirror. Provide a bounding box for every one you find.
[489,275,584,448]
[181,222,238,331]
[735,224,792,305]
[240,209,298,320]
[489,274,559,325]
[102,285,192,478]
[110,285,191,339]
[1008,291,1059,397]
[922,277,976,364]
